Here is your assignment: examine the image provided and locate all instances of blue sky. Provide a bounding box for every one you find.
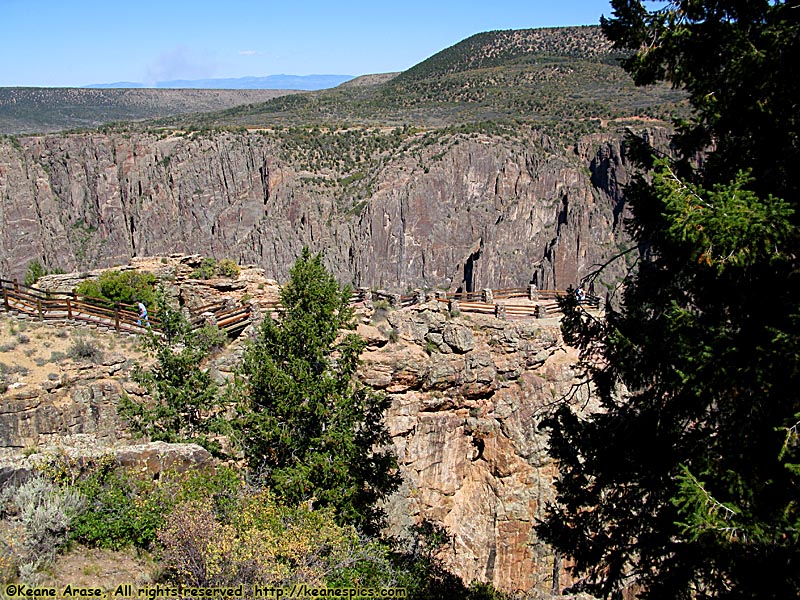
[1,0,617,87]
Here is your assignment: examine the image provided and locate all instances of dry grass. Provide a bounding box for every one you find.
[0,314,143,391]
[37,545,158,589]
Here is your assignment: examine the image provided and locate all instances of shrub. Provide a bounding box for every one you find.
[0,475,86,581]
[74,270,157,307]
[67,337,103,362]
[48,350,67,363]
[14,477,85,560]
[71,462,170,551]
[191,324,228,355]
[215,258,240,278]
[189,258,240,279]
[22,261,62,287]
[70,462,241,552]
[24,261,46,287]
[158,490,400,589]
[189,258,218,280]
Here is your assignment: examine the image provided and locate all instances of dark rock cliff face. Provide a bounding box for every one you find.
[0,128,661,291]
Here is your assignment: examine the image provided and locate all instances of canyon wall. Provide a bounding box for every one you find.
[0,127,662,293]
[360,303,587,592]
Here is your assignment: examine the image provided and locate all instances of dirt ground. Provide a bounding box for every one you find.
[0,315,158,588]
[36,545,159,590]
[0,314,144,391]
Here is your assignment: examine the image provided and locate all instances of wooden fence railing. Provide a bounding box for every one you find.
[0,278,252,336]
[2,275,600,336]
[355,283,600,320]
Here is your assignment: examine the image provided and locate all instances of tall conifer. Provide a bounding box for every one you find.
[238,248,399,535]
[539,2,800,598]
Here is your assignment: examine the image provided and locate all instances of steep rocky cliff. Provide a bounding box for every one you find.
[0,127,661,293]
[361,303,586,592]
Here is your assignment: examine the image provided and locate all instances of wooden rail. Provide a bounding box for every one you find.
[433,288,599,319]
[0,278,252,336]
[1,275,600,337]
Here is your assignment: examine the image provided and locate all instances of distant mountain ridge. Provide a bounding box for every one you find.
[84,74,355,91]
[0,26,686,136]
[0,88,303,135]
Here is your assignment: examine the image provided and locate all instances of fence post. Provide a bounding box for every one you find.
[448,299,460,315]
[495,302,506,320]
[13,279,19,293]
[114,304,120,332]
[37,298,43,321]
[358,287,373,309]
[66,297,73,320]
[481,288,494,304]
[2,286,8,311]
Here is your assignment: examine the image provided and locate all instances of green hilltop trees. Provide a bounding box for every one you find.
[539,1,800,598]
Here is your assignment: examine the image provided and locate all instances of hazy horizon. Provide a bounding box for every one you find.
[2,0,615,88]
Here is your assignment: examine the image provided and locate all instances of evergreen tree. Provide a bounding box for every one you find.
[119,292,228,455]
[237,248,399,535]
[538,2,800,598]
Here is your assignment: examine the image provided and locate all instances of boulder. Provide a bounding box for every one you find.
[443,323,475,353]
[114,441,214,477]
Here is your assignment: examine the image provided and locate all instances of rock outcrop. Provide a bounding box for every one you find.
[361,302,587,593]
[0,127,650,293]
[0,355,141,455]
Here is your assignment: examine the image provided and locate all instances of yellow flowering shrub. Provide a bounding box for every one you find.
[158,489,360,587]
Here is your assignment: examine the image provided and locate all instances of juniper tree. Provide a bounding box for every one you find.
[119,291,228,454]
[237,248,399,535]
[538,2,800,598]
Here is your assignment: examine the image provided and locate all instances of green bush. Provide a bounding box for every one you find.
[158,489,402,589]
[75,270,157,307]
[24,261,46,287]
[189,257,218,280]
[189,257,240,279]
[70,462,240,551]
[70,465,166,550]
[23,260,66,287]
[215,258,240,278]
[191,324,228,354]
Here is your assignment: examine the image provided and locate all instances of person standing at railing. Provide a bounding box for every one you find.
[137,300,150,328]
